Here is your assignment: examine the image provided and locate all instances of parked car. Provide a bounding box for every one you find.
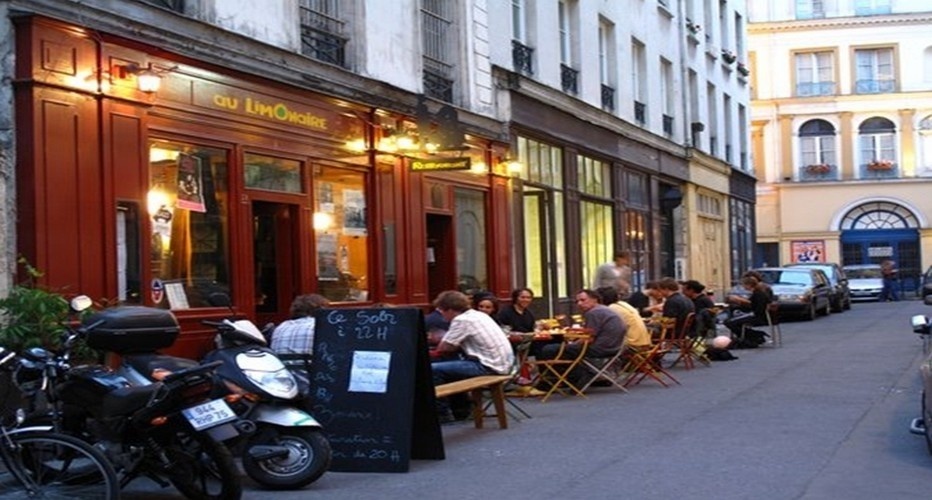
[785,262,851,312]
[752,267,832,321]
[908,296,932,452]
[923,266,932,299]
[844,264,884,302]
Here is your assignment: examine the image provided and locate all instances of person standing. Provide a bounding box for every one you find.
[430,290,514,423]
[592,252,633,298]
[879,259,899,302]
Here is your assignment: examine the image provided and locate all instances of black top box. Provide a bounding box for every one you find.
[84,306,180,354]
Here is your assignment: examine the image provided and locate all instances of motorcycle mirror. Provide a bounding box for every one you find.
[70,295,93,312]
[911,314,931,334]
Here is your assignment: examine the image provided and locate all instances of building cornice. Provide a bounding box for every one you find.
[748,12,932,34]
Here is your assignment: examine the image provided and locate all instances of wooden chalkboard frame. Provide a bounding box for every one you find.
[309,307,444,472]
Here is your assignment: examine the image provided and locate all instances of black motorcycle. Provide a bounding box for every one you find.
[17,295,244,500]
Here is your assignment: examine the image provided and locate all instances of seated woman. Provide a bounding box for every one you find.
[496,288,536,333]
[724,275,771,337]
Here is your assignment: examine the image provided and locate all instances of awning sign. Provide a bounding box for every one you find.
[409,157,471,172]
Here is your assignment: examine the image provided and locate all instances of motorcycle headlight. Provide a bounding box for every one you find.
[243,368,298,399]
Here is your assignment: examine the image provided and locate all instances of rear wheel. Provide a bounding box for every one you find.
[165,432,241,500]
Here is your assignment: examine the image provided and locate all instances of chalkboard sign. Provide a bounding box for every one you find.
[309,307,444,472]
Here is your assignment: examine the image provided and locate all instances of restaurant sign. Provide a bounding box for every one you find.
[193,81,333,131]
[409,157,471,172]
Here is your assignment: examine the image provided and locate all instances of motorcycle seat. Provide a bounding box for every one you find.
[100,383,162,418]
[124,353,199,377]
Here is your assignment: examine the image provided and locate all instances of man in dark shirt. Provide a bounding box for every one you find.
[657,278,695,336]
[725,275,772,336]
[681,279,716,337]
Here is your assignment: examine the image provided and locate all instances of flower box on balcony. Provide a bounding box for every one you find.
[737,62,750,77]
[805,164,832,175]
[867,159,894,171]
[721,49,737,64]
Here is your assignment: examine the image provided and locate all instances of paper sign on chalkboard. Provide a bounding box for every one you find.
[349,351,391,393]
[310,307,444,472]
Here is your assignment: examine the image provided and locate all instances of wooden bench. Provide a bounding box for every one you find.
[435,374,512,429]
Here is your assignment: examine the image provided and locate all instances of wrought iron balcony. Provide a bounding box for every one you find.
[662,114,673,136]
[512,40,534,76]
[561,64,578,95]
[855,79,895,94]
[601,84,615,112]
[423,57,454,103]
[140,0,184,12]
[634,101,646,125]
[796,81,836,97]
[299,6,347,66]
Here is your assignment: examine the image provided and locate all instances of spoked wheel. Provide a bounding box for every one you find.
[165,432,241,500]
[242,428,331,490]
[0,431,119,499]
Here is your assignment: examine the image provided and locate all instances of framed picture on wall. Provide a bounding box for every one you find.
[791,240,825,263]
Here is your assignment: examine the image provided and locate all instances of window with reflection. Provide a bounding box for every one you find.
[313,165,369,302]
[244,153,303,193]
[148,140,230,309]
[919,115,932,174]
[454,188,488,295]
[578,155,613,287]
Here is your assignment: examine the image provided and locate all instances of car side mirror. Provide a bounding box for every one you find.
[912,315,931,334]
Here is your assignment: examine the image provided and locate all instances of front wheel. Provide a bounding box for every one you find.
[242,427,331,490]
[164,432,242,500]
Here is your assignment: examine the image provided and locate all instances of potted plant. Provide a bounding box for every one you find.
[867,159,894,171]
[737,62,750,77]
[805,164,832,175]
[721,49,737,64]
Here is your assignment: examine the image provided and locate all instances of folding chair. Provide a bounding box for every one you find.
[578,339,629,394]
[486,334,535,420]
[528,331,591,402]
[670,312,710,369]
[765,303,782,347]
[622,318,681,388]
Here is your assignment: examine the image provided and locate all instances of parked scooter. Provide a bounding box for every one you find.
[17,295,244,499]
[113,301,331,490]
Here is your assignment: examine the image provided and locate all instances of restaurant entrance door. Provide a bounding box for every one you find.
[252,201,299,326]
[522,189,561,318]
[426,213,456,301]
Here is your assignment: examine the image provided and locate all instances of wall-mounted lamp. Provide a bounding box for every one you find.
[115,62,173,94]
[502,157,523,176]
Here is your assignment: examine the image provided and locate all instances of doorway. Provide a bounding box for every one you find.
[426,213,455,301]
[252,201,299,326]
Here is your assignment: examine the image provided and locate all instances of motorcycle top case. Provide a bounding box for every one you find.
[84,306,181,353]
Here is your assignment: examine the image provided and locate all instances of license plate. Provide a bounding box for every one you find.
[182,399,237,431]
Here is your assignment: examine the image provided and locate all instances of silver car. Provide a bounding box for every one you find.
[844,264,883,302]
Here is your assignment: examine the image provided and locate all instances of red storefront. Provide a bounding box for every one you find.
[15,16,513,358]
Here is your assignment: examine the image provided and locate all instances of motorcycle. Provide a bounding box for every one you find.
[17,295,244,499]
[908,295,932,452]
[110,301,331,490]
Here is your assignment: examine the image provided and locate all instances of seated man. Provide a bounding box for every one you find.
[269,293,331,390]
[597,286,651,350]
[538,289,627,387]
[724,275,772,340]
[680,279,716,338]
[656,277,695,337]
[431,290,514,423]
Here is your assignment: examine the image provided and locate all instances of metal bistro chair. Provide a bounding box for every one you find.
[578,338,629,394]
[765,303,782,347]
[528,330,591,402]
[622,318,681,388]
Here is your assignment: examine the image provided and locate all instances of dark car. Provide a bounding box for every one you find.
[784,262,851,312]
[923,266,932,299]
[909,296,932,452]
[752,267,832,321]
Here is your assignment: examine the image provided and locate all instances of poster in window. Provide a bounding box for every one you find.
[343,189,367,236]
[176,153,206,213]
[791,240,825,263]
[317,232,340,281]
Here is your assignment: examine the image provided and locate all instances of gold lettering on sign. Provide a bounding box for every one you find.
[245,97,328,130]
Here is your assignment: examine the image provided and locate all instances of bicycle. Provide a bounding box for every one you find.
[0,347,119,499]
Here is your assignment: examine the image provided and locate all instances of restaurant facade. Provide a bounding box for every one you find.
[14,15,515,356]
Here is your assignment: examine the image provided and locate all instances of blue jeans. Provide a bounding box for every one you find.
[431,359,492,417]
[880,277,899,301]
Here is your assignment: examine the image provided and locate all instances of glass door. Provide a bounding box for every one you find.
[522,189,563,318]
